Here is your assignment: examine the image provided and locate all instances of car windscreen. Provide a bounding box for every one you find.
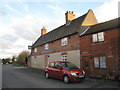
[61,62,79,69]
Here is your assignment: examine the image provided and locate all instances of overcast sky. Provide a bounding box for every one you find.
[0,0,119,58]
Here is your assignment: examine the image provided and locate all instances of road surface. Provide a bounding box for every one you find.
[2,64,119,88]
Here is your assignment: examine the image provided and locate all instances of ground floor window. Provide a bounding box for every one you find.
[94,56,106,68]
[94,57,99,68]
[61,55,67,61]
[100,56,106,68]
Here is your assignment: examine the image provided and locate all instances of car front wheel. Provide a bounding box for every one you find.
[63,75,70,84]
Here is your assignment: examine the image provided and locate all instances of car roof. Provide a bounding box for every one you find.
[49,61,69,63]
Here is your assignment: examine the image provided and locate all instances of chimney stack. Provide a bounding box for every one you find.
[41,26,47,36]
[65,11,75,25]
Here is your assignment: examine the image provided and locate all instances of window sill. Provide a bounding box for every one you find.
[92,41,106,45]
[94,68,106,69]
[61,45,68,47]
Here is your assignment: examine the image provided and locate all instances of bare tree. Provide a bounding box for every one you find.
[17,51,30,66]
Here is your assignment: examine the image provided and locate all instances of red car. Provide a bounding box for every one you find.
[45,61,85,84]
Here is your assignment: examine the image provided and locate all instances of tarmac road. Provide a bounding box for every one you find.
[2,64,119,88]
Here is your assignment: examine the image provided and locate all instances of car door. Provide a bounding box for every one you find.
[54,63,63,79]
[48,62,56,77]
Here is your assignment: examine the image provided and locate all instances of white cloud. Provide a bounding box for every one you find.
[0,22,15,36]
[0,10,6,16]
[94,0,119,23]
[48,5,65,15]
[0,38,15,58]
[48,5,81,19]
[0,7,64,58]
[23,4,30,14]
[0,36,31,58]
[5,4,20,14]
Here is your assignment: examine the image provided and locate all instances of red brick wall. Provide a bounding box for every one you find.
[31,34,80,56]
[80,28,119,76]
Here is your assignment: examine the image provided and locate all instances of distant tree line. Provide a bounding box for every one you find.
[1,50,30,66]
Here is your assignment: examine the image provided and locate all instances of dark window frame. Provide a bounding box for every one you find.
[93,56,107,69]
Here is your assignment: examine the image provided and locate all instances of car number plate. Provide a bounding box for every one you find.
[79,75,84,78]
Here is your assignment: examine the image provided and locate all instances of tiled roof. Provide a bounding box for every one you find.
[32,12,88,48]
[81,17,120,36]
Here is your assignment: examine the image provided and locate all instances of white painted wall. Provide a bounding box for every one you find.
[67,50,80,68]
[30,50,80,69]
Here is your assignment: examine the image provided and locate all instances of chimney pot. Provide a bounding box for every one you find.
[65,11,75,25]
[41,26,47,36]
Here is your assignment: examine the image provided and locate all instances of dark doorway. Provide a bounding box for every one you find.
[82,56,92,77]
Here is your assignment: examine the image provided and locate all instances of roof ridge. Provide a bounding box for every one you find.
[32,11,89,48]
[81,17,119,36]
[90,17,119,27]
[71,12,88,22]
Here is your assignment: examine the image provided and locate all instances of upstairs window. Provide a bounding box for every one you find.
[34,47,37,52]
[92,32,104,43]
[45,43,49,50]
[92,34,98,42]
[98,32,104,42]
[61,37,68,46]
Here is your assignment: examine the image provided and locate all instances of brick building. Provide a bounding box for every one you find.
[28,9,98,69]
[28,9,119,79]
[80,18,120,79]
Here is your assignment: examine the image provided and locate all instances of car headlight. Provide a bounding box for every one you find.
[83,71,85,74]
[71,73,77,75]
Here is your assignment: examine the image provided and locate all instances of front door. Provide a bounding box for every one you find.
[82,56,91,77]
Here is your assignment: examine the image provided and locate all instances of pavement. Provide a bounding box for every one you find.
[2,64,120,88]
